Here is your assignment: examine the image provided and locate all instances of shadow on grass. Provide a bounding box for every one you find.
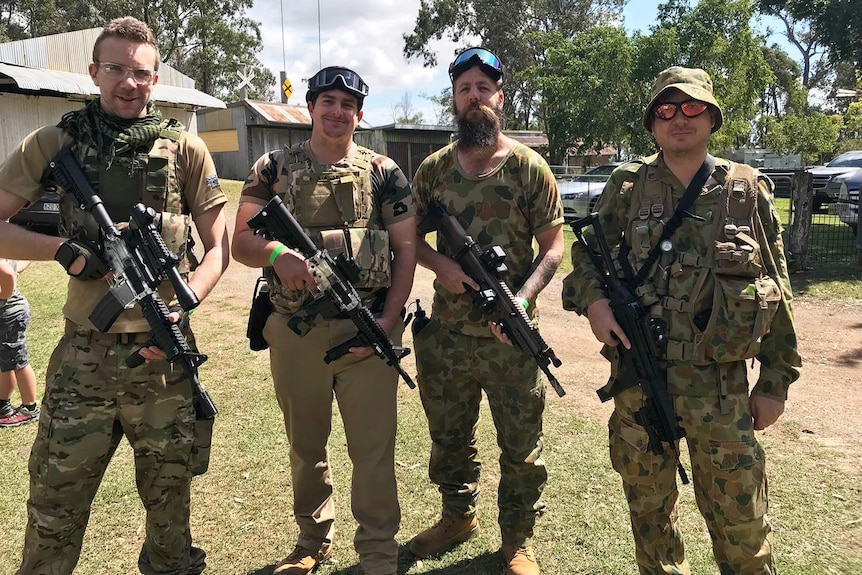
[320,545,502,575]
[244,563,277,575]
[789,262,862,296]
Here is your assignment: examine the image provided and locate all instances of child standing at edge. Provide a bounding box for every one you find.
[0,258,40,427]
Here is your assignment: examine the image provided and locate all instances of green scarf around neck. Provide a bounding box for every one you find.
[58,98,163,165]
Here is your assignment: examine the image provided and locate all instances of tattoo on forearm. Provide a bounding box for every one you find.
[517,252,562,301]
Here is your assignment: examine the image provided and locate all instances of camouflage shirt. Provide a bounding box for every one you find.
[413,141,563,337]
[562,153,801,402]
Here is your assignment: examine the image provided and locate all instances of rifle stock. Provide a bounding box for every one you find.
[247,196,415,388]
[421,201,565,398]
[571,212,688,483]
[49,147,217,421]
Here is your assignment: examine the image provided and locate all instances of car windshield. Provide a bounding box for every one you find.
[827,153,862,168]
[573,164,617,181]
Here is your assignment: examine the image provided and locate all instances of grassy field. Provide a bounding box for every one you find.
[1,183,861,574]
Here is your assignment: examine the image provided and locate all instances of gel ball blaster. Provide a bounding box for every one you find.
[247,195,415,388]
[420,200,565,398]
[571,212,688,483]
[49,146,217,420]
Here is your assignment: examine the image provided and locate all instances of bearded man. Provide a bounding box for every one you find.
[407,47,564,575]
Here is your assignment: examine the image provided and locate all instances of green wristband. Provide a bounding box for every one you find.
[516,297,529,309]
[269,243,287,266]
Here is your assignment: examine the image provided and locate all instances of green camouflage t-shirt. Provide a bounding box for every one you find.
[413,141,563,336]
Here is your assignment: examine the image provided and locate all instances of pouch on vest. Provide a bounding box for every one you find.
[701,275,781,362]
[319,228,392,289]
[297,174,359,225]
[247,276,272,351]
[190,418,214,476]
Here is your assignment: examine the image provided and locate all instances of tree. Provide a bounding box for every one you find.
[402,0,625,129]
[392,93,425,125]
[758,0,862,71]
[420,88,453,126]
[761,111,841,163]
[529,26,635,164]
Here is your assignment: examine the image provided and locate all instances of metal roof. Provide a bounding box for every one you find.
[246,100,311,125]
[0,62,224,109]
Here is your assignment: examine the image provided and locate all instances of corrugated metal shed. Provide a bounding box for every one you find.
[247,100,311,125]
[0,62,224,109]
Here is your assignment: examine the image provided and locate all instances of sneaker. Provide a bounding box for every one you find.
[501,545,540,575]
[273,544,332,574]
[408,515,480,558]
[0,402,13,419]
[0,404,40,428]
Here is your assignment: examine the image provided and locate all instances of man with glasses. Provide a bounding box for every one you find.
[562,66,800,574]
[0,15,229,575]
[409,47,563,575]
[232,66,416,575]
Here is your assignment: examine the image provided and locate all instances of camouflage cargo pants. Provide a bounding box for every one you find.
[610,386,773,575]
[16,324,206,575]
[414,318,547,547]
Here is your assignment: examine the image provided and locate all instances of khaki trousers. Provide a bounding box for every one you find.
[265,312,402,575]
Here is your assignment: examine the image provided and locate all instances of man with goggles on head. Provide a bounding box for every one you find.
[563,66,800,574]
[409,47,563,575]
[232,65,417,575]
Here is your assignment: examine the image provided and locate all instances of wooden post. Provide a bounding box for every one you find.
[788,170,813,272]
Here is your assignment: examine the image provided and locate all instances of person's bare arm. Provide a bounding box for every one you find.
[0,259,15,299]
[185,203,230,302]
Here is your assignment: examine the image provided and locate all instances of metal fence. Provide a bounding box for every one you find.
[770,169,861,269]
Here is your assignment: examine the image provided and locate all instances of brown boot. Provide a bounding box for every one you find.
[273,544,333,574]
[408,515,480,558]
[501,545,540,575]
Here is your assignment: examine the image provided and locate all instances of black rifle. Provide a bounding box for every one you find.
[571,212,688,483]
[420,201,565,398]
[50,146,217,421]
[246,195,415,388]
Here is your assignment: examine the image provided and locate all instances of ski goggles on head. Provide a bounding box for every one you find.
[306,66,369,100]
[448,47,504,83]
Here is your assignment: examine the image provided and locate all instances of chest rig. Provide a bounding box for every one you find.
[621,159,781,366]
[55,120,195,274]
[265,142,392,315]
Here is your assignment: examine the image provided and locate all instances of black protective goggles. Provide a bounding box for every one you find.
[448,48,504,83]
[306,66,369,99]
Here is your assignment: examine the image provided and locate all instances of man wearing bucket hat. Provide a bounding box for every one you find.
[562,66,801,573]
[232,65,417,575]
[409,47,563,575]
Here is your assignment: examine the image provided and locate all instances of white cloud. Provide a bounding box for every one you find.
[248,0,470,126]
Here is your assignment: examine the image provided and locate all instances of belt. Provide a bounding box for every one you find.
[65,319,151,346]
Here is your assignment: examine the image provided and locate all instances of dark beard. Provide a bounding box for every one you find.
[455,104,501,149]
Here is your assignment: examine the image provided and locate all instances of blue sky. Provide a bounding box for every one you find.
[247,1,786,127]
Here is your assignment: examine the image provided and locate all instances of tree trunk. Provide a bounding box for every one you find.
[788,170,813,272]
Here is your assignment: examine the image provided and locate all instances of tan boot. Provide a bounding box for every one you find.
[408,515,480,558]
[501,545,540,575]
[273,544,333,574]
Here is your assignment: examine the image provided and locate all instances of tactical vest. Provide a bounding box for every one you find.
[265,141,392,315]
[55,119,195,274]
[621,157,781,366]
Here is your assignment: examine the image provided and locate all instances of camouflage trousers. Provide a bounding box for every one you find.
[413,318,547,547]
[16,323,206,575]
[265,311,402,575]
[610,386,773,575]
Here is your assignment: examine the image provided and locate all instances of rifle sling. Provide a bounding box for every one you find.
[631,154,716,285]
